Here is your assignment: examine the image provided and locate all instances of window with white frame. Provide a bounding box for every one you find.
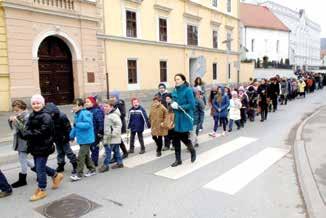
[227,0,231,13]
[187,24,198,46]
[128,59,137,84]
[213,30,218,49]
[126,10,137,38]
[212,0,218,7]
[159,18,167,42]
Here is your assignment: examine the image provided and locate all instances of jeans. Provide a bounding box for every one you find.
[77,144,95,177]
[198,112,205,130]
[0,170,12,193]
[18,151,34,174]
[130,131,145,150]
[191,125,199,145]
[90,138,100,167]
[229,119,241,130]
[152,136,163,152]
[56,142,77,165]
[104,144,122,166]
[213,116,227,132]
[34,156,56,189]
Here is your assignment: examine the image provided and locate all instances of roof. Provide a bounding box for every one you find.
[240,3,289,32]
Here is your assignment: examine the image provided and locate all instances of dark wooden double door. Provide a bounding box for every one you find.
[38,36,74,105]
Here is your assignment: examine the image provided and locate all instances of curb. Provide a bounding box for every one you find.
[294,107,326,218]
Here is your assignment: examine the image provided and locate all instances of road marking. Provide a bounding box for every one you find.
[154,137,257,180]
[124,133,221,168]
[203,147,289,195]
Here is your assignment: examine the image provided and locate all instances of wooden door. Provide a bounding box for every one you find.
[38,36,74,105]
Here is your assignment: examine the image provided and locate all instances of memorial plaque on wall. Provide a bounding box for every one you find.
[87,72,95,83]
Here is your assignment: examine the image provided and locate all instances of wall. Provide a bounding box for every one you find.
[0,3,9,111]
[254,68,295,79]
[240,62,254,83]
[244,27,289,62]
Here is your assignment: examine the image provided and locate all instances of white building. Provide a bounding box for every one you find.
[240,3,290,64]
[261,1,321,69]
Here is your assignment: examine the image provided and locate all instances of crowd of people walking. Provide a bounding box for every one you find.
[0,71,325,201]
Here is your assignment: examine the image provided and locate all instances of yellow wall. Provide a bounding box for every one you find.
[103,0,241,91]
[0,4,10,111]
[240,62,255,83]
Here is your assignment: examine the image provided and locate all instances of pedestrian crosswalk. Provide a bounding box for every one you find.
[69,129,288,196]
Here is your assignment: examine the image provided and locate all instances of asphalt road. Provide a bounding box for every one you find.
[0,89,325,218]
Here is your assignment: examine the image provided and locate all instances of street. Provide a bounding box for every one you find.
[0,89,325,218]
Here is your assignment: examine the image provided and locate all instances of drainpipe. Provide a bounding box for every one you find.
[102,0,110,99]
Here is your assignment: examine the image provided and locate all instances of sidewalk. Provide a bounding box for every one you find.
[294,106,326,218]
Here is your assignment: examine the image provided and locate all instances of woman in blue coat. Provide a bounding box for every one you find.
[209,86,230,137]
[170,73,196,167]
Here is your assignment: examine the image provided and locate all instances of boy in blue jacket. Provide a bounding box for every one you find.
[70,98,96,182]
[127,98,150,154]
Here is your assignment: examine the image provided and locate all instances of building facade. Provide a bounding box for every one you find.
[99,0,241,93]
[261,1,321,69]
[0,0,104,110]
[240,3,290,63]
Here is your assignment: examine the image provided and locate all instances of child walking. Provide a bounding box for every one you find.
[8,100,34,188]
[193,88,205,147]
[228,91,242,132]
[127,98,150,154]
[99,99,124,173]
[23,94,64,201]
[70,98,97,182]
[149,96,168,157]
[162,94,175,150]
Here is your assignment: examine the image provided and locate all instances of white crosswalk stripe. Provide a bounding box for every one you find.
[123,133,221,168]
[154,137,258,180]
[203,147,289,195]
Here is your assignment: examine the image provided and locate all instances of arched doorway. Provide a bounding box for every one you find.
[38,36,74,105]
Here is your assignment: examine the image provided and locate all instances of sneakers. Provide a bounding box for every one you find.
[52,173,64,189]
[30,188,47,201]
[84,170,96,177]
[111,164,124,169]
[70,174,82,182]
[222,131,226,136]
[99,165,109,173]
[209,132,218,137]
[0,191,12,198]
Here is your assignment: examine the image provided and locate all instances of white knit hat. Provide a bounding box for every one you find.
[31,94,45,105]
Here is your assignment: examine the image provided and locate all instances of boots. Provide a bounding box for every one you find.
[30,188,47,201]
[128,146,135,154]
[120,142,129,159]
[56,163,65,173]
[188,144,196,163]
[11,173,27,188]
[51,173,64,189]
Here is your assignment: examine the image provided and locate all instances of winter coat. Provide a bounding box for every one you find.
[212,90,230,118]
[240,93,249,109]
[280,81,288,95]
[70,109,95,145]
[23,109,55,157]
[193,97,205,126]
[44,103,71,145]
[103,108,122,145]
[155,91,169,109]
[165,104,175,130]
[114,99,127,134]
[298,81,306,93]
[268,83,280,98]
[127,106,150,133]
[247,88,258,108]
[87,106,104,137]
[8,110,29,152]
[229,98,242,121]
[258,84,269,105]
[171,83,195,133]
[149,103,168,136]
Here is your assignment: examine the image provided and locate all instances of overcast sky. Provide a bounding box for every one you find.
[245,0,326,37]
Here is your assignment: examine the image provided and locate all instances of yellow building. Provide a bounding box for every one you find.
[99,0,241,93]
[0,0,9,111]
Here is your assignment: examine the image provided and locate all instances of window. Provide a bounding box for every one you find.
[227,0,231,13]
[126,11,137,38]
[276,40,280,53]
[159,18,167,42]
[251,39,255,52]
[228,63,231,79]
[187,25,198,46]
[212,0,218,7]
[128,60,137,84]
[227,32,232,51]
[160,61,167,82]
[213,63,218,80]
[213,30,218,48]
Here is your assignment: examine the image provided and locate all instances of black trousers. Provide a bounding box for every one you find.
[172,132,195,162]
[130,131,145,150]
[272,96,278,111]
[164,130,174,148]
[261,105,268,120]
[152,136,163,152]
